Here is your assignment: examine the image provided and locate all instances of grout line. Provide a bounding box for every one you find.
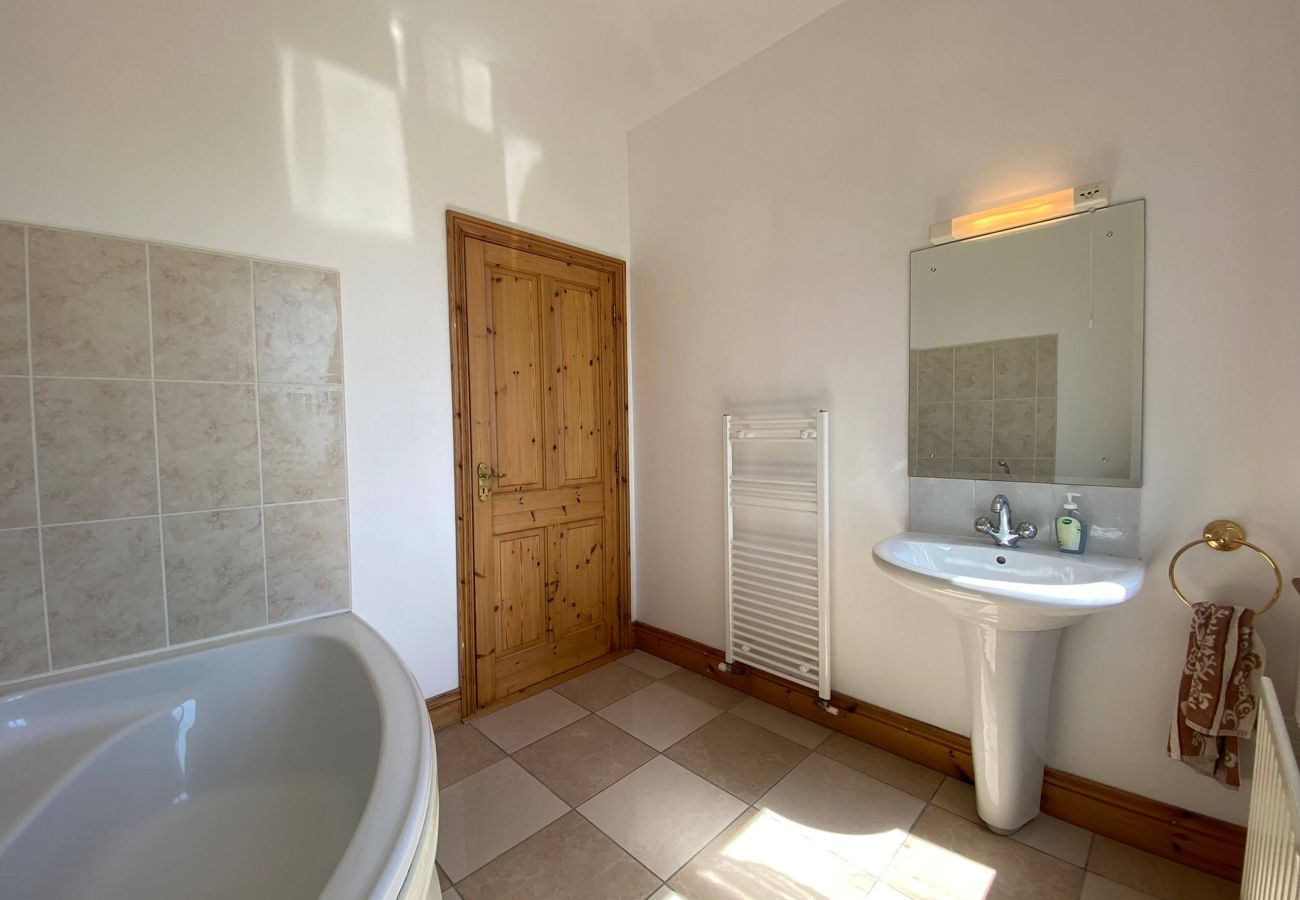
[145,244,170,647]
[27,372,340,389]
[36,497,348,530]
[23,226,53,673]
[248,260,271,626]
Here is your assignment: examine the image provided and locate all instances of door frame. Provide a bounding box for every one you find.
[445,210,632,718]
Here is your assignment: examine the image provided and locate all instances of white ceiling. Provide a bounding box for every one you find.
[422,0,846,129]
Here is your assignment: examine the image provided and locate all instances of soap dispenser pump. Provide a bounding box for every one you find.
[1056,493,1089,554]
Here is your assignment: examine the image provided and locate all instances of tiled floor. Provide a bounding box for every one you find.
[430,651,1237,900]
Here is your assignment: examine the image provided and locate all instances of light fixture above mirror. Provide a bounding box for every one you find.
[929,182,1109,245]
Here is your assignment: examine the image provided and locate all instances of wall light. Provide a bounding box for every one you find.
[928,182,1109,245]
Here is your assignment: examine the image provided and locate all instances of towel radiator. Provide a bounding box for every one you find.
[721,411,831,704]
[1243,676,1300,899]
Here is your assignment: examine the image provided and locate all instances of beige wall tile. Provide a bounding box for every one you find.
[156,381,259,513]
[954,341,994,401]
[259,385,346,503]
[254,262,342,384]
[44,518,165,668]
[994,337,1037,400]
[29,228,149,377]
[265,499,349,621]
[915,456,952,476]
[34,378,157,524]
[953,400,993,458]
[916,401,953,459]
[0,378,37,528]
[915,347,953,402]
[163,508,266,644]
[150,245,255,381]
[992,398,1036,459]
[1037,335,1058,398]
[0,224,27,375]
[954,456,992,478]
[1036,397,1057,458]
[0,529,48,681]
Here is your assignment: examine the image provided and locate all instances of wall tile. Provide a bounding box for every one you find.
[259,385,346,503]
[34,379,157,524]
[44,518,165,668]
[1036,397,1057,457]
[914,457,952,477]
[908,351,917,402]
[953,342,993,401]
[28,228,149,377]
[952,400,992,458]
[915,347,953,402]
[915,402,953,459]
[908,402,917,457]
[953,457,991,479]
[973,481,1056,534]
[1077,486,1142,556]
[265,500,349,622]
[1034,459,1056,483]
[908,478,973,534]
[254,262,342,384]
[156,381,259,513]
[1037,336,1057,398]
[150,245,255,381]
[164,508,266,643]
[992,398,1036,458]
[995,458,1035,483]
[0,529,48,681]
[0,224,27,375]
[993,338,1037,400]
[0,378,37,528]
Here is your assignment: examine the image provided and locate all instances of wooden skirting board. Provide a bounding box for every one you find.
[425,688,462,731]
[633,620,1247,883]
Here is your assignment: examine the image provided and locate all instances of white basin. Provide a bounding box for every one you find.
[872,532,1144,629]
[872,531,1143,833]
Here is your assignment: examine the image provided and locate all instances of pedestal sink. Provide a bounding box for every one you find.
[871,532,1144,833]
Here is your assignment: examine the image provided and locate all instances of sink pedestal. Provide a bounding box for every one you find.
[956,621,1062,833]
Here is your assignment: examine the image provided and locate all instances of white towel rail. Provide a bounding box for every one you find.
[723,410,831,701]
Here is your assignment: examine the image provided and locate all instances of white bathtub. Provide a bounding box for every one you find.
[0,613,437,900]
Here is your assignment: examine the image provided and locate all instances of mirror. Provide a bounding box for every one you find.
[909,200,1144,486]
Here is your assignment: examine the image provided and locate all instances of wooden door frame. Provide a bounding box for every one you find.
[446,210,632,718]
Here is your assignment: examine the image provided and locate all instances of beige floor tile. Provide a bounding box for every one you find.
[471,689,587,753]
[930,776,979,823]
[669,807,878,899]
[514,715,657,805]
[1080,872,1161,899]
[730,697,831,748]
[816,733,944,802]
[435,758,568,882]
[883,806,1084,900]
[436,864,451,890]
[579,756,746,880]
[755,753,926,877]
[865,883,910,899]
[665,713,808,803]
[619,649,682,679]
[456,811,660,900]
[598,681,722,751]
[1010,813,1092,867]
[441,889,461,900]
[661,668,747,710]
[648,887,682,899]
[1086,836,1237,900]
[554,660,655,711]
[435,723,507,788]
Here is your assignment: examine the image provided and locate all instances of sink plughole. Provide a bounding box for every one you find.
[872,531,1144,833]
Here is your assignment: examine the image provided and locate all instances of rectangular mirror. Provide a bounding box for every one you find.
[909,199,1144,486]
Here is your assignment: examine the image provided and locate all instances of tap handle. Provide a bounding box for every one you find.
[1017,522,1038,540]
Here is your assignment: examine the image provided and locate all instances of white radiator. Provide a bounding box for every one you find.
[722,411,830,700]
[1243,677,1300,899]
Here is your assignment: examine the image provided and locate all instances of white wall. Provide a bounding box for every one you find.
[0,0,631,696]
[629,0,1300,824]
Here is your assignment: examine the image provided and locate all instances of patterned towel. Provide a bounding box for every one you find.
[1169,602,1266,788]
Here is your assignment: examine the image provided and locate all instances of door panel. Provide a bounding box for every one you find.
[462,236,624,707]
[552,283,602,485]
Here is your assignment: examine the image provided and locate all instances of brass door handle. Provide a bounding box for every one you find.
[476,462,506,501]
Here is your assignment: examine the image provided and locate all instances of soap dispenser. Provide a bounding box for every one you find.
[1055,493,1089,554]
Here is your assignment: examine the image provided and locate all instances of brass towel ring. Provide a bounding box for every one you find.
[1168,519,1283,615]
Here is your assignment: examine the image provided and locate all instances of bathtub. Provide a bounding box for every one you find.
[0,613,437,900]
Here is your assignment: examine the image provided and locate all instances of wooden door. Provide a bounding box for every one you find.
[459,233,626,708]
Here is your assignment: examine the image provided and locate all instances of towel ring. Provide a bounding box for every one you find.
[1168,519,1283,615]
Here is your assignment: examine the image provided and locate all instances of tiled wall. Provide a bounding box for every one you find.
[910,477,1141,557]
[0,221,349,683]
[909,335,1057,482]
